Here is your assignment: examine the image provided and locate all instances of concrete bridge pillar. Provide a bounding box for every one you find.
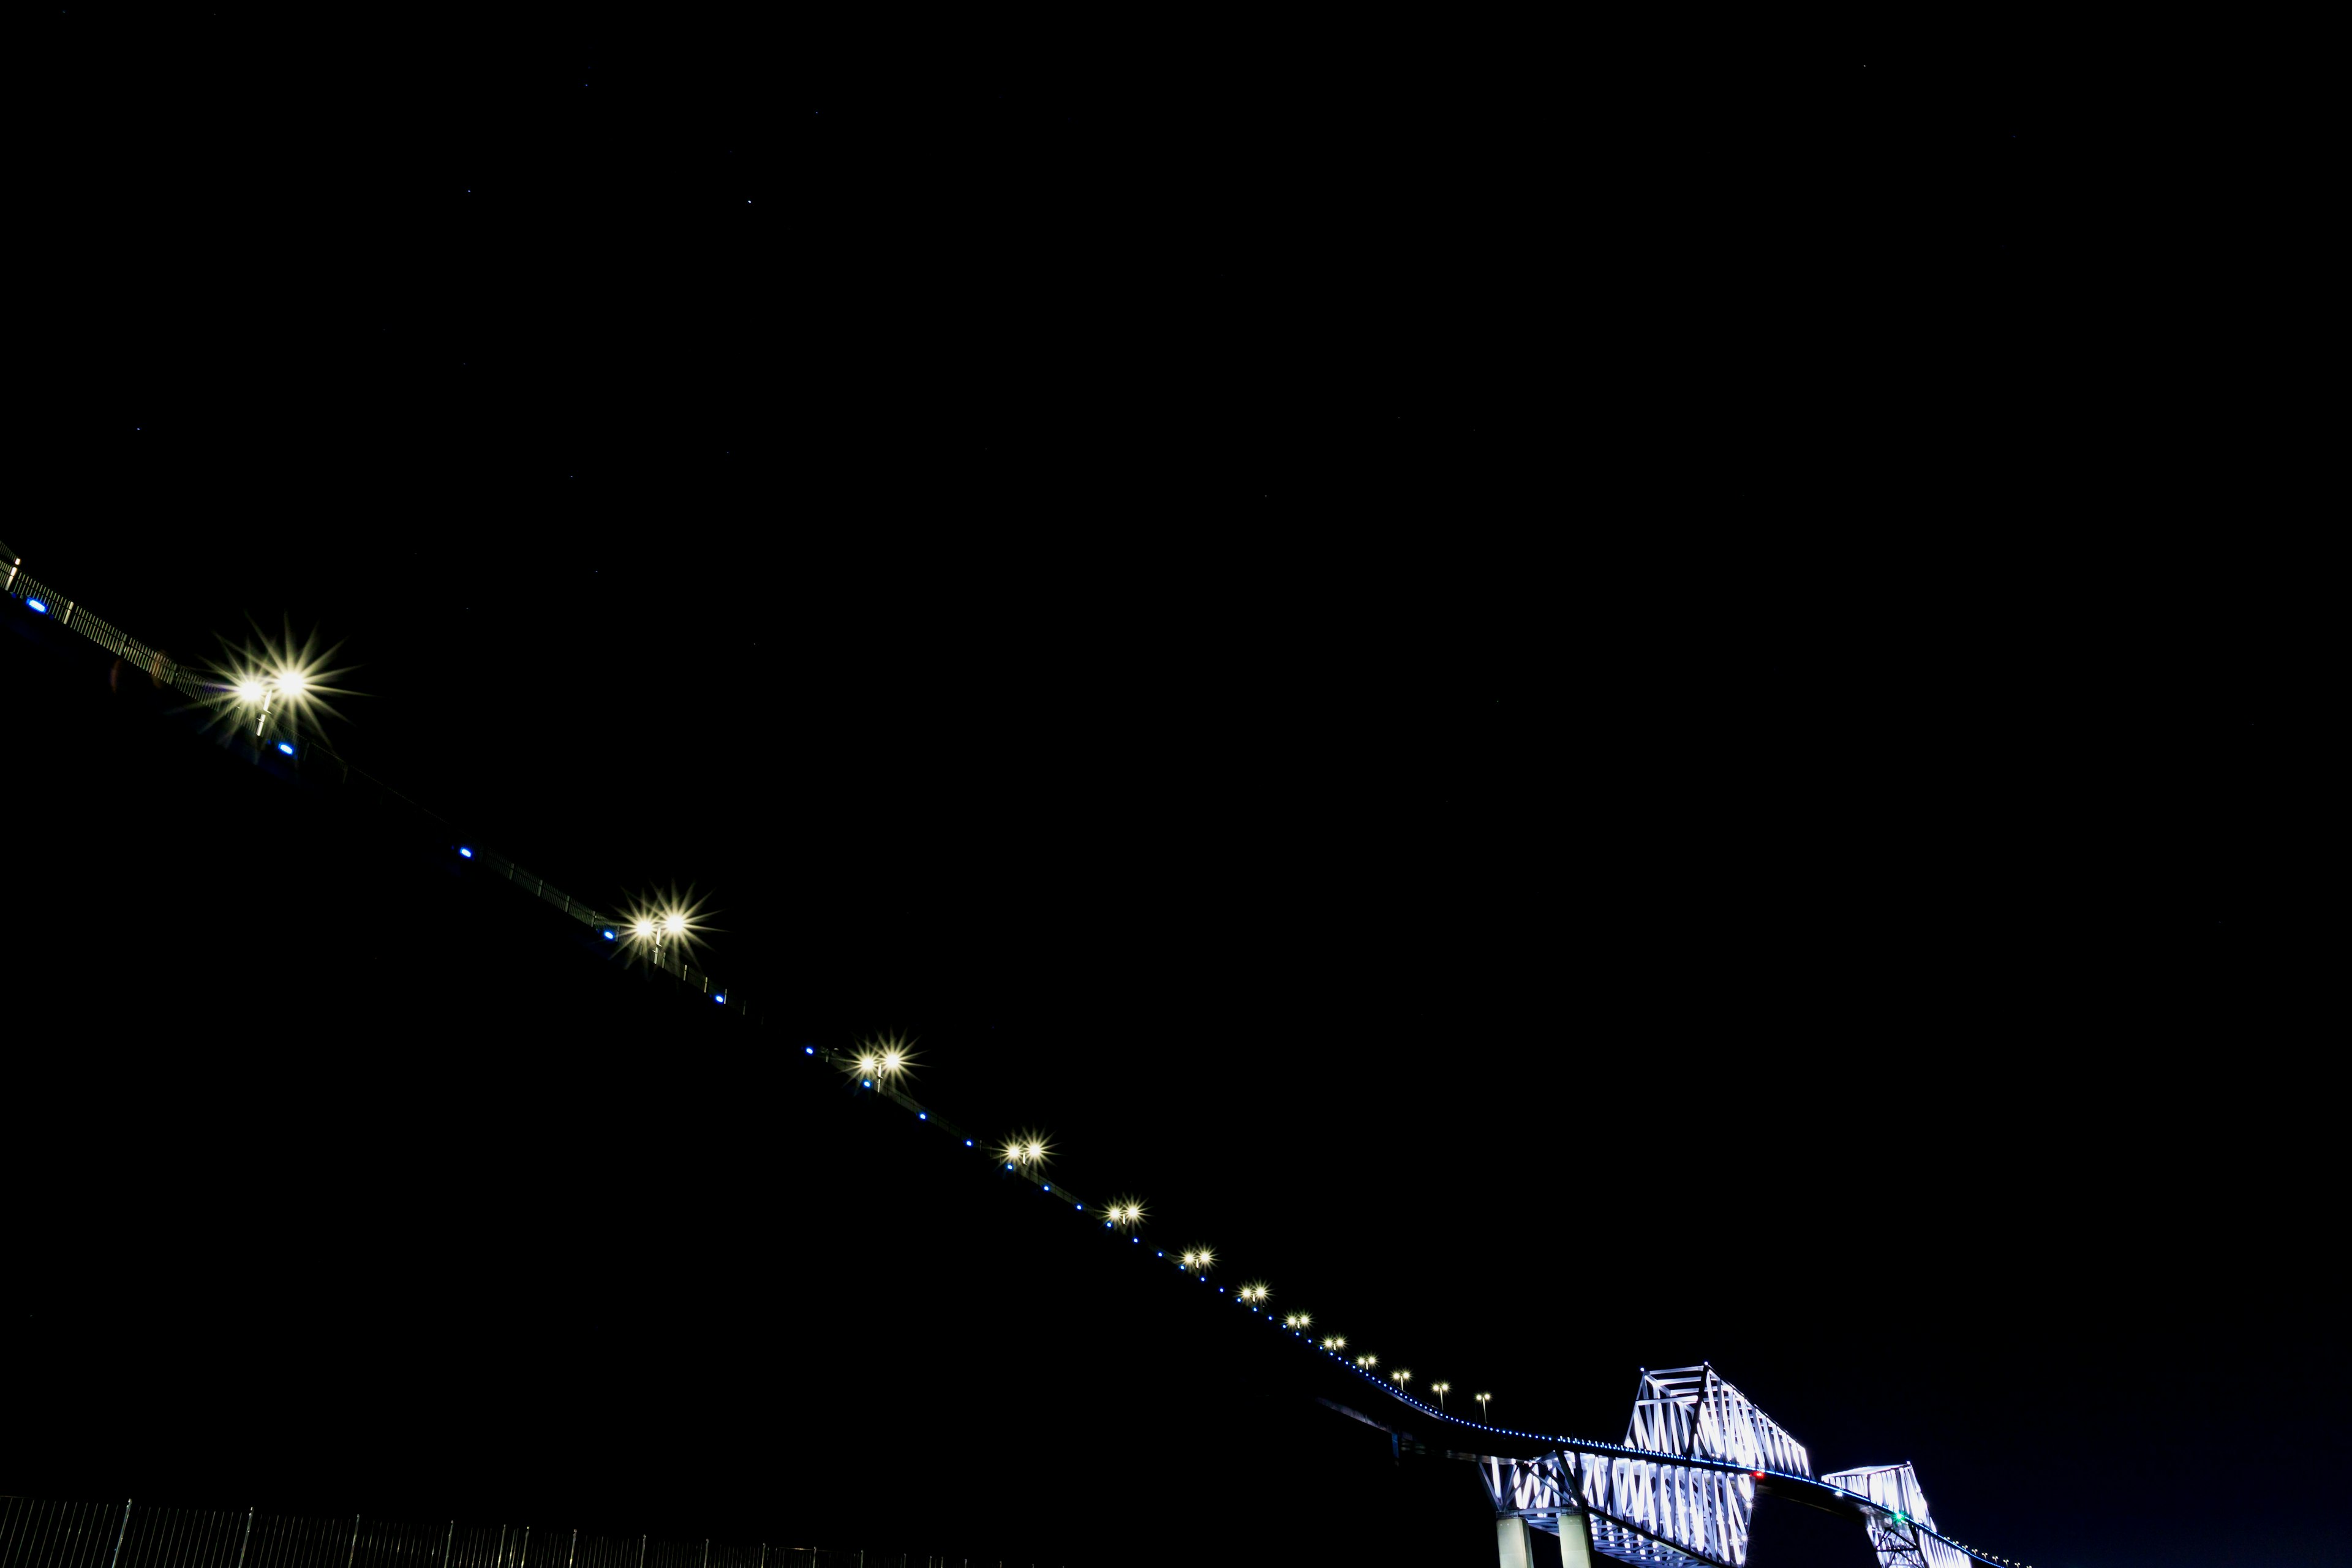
[1495,1512,1596,1567]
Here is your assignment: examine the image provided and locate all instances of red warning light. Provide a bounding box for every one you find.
[1751,1471,1766,1480]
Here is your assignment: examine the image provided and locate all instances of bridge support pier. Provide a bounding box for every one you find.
[1494,1512,1595,1568]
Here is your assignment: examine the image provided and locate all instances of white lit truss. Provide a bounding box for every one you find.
[1479,1448,1754,1567]
[1819,1463,1973,1568]
[1477,1366,1813,1567]
[1626,1365,1811,1477]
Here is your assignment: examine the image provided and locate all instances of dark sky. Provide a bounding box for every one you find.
[6,17,2334,1568]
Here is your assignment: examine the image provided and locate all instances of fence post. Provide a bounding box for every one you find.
[107,1499,131,1568]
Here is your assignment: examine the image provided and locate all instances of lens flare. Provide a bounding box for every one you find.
[854,1035,918,1087]
[203,615,360,746]
[1000,1131,1052,1169]
[1104,1197,1146,1229]
[615,884,720,973]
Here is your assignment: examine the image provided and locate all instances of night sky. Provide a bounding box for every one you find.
[6,15,2334,1568]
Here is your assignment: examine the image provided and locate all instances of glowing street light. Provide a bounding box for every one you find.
[1476,1392,1492,1420]
[1322,1336,1346,1352]
[1354,1354,1378,1370]
[1103,1198,1146,1229]
[208,617,355,753]
[1284,1313,1312,1330]
[1390,1369,1412,1389]
[853,1034,916,1093]
[1001,1133,1052,1171]
[618,886,712,975]
[1237,1283,1270,1305]
[1430,1381,1451,1411]
[1177,1248,1215,1274]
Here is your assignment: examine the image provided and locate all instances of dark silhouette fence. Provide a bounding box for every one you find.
[0,1498,1042,1568]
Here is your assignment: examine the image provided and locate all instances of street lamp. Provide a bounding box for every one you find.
[1238,1283,1270,1305]
[1431,1381,1451,1412]
[1476,1392,1492,1421]
[853,1035,916,1093]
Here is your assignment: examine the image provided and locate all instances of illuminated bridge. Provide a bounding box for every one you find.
[2,545,2037,1568]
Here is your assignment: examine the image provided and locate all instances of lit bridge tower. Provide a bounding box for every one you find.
[1479,1363,1981,1567]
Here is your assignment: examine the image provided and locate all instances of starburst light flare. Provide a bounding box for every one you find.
[1103,1197,1146,1229]
[203,615,360,746]
[1000,1132,1052,1169]
[1238,1282,1270,1303]
[615,883,718,972]
[1177,1248,1215,1274]
[850,1033,918,1089]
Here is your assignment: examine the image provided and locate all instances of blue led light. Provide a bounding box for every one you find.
[458,847,472,858]
[965,1139,974,1147]
[862,1080,872,1088]
[276,741,297,756]
[602,929,617,941]
[25,599,47,614]
[713,993,726,1004]
[804,1045,815,1055]
[1041,1184,1050,1192]
[918,1112,927,1120]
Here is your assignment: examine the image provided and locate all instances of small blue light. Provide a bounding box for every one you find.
[918,1112,927,1120]
[1005,1163,1014,1170]
[804,1045,815,1055]
[602,929,617,940]
[1074,1203,1082,1211]
[25,598,47,614]
[1041,1184,1050,1192]
[713,993,726,1004]
[276,741,297,756]
[965,1139,974,1147]
[862,1080,872,1088]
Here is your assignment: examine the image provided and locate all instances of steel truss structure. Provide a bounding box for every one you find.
[1819,1463,1973,1568]
[1478,1365,1997,1568]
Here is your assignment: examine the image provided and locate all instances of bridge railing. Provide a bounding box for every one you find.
[0,1496,1005,1568]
